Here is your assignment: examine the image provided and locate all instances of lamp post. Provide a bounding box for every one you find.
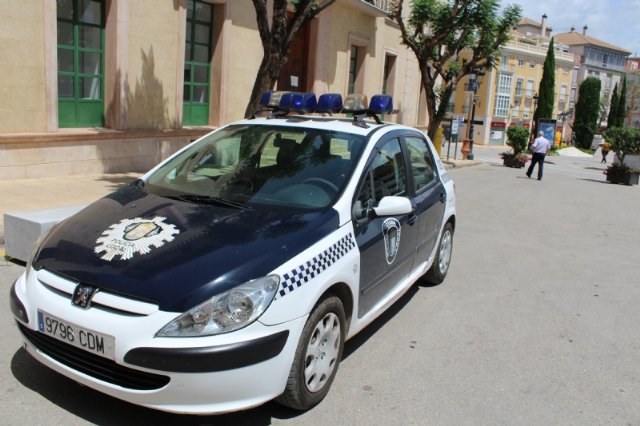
[467,69,485,161]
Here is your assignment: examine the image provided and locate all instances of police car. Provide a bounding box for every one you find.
[10,92,456,414]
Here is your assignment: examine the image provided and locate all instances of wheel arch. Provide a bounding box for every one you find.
[320,282,353,335]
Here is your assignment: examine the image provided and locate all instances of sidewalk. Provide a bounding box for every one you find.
[0,172,141,251]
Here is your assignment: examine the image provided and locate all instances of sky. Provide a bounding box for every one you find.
[509,0,640,56]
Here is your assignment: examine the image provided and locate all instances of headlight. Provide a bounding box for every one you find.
[157,275,280,337]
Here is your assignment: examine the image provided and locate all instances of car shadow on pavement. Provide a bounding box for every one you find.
[10,347,299,425]
[342,285,420,359]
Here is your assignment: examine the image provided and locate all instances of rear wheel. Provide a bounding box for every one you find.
[277,294,346,410]
[425,222,453,285]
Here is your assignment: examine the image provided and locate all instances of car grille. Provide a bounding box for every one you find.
[18,323,170,390]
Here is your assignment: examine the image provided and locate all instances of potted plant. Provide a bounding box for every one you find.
[603,127,640,185]
[500,125,530,168]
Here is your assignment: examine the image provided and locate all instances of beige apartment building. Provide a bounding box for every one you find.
[0,0,423,179]
[625,58,640,129]
[446,15,576,146]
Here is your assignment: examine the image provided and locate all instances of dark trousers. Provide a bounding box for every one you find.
[527,152,546,180]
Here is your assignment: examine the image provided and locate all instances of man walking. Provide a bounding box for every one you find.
[526,131,551,180]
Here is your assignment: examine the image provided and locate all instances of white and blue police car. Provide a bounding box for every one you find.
[10,92,456,414]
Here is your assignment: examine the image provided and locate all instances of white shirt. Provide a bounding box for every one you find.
[531,136,551,154]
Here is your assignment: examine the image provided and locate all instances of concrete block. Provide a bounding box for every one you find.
[4,204,86,262]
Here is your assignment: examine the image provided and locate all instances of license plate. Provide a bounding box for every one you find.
[37,310,115,360]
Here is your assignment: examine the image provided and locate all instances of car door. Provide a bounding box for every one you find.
[402,135,445,265]
[353,137,418,317]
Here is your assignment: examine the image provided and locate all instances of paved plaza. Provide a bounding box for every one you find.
[1,146,639,425]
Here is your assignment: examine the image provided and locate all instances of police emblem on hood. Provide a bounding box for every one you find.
[95,216,180,261]
[382,218,401,264]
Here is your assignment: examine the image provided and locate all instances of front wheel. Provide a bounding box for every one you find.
[424,222,454,285]
[276,294,346,411]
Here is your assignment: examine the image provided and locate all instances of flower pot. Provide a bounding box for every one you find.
[502,156,525,168]
[606,170,640,185]
[461,139,471,159]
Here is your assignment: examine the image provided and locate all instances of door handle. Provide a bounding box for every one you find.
[439,192,446,203]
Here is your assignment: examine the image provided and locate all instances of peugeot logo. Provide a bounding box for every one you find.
[72,284,99,309]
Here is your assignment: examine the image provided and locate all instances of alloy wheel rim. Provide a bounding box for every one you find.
[304,312,341,393]
[438,230,452,274]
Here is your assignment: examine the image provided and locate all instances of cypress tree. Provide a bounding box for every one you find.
[573,77,601,149]
[607,83,619,129]
[532,37,556,134]
[617,76,627,127]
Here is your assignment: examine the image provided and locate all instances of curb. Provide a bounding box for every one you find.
[442,160,482,169]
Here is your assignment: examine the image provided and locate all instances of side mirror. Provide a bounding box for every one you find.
[373,196,413,217]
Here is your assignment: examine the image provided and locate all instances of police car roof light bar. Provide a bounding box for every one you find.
[316,93,343,114]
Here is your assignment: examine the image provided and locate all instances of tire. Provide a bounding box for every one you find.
[425,222,454,285]
[276,294,346,411]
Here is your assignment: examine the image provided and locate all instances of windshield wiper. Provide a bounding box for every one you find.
[167,194,252,211]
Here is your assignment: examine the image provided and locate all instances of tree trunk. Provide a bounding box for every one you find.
[244,49,289,118]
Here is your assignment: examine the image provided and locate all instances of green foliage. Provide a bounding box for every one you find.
[573,77,601,149]
[506,125,530,155]
[607,83,619,129]
[394,0,521,138]
[603,127,640,168]
[617,76,627,127]
[532,38,555,133]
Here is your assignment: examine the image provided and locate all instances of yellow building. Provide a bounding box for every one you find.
[446,15,576,146]
[0,0,423,179]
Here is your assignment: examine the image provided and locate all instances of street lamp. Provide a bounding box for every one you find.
[467,69,485,161]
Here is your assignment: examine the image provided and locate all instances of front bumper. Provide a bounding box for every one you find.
[11,269,306,414]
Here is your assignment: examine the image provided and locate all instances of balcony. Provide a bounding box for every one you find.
[357,0,393,15]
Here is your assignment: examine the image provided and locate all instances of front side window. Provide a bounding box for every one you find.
[145,125,366,211]
[405,136,436,191]
[354,139,407,220]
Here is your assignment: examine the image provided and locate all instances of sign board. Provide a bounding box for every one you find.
[538,119,557,145]
[451,120,459,135]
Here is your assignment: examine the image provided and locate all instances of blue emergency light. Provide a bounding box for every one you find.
[369,95,393,115]
[316,93,343,114]
[288,92,317,113]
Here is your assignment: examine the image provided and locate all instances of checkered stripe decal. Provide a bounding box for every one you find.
[278,233,356,298]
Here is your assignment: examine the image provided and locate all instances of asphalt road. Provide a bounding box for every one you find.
[1,151,639,425]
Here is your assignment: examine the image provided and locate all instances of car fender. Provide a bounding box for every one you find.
[259,224,360,326]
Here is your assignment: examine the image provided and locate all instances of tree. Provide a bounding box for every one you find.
[573,77,601,149]
[598,96,609,128]
[393,0,522,139]
[617,75,627,127]
[604,127,640,168]
[532,37,555,135]
[606,83,619,128]
[244,0,336,118]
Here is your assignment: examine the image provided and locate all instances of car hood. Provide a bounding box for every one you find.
[33,186,339,312]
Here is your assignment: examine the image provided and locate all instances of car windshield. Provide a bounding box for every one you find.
[145,124,366,210]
